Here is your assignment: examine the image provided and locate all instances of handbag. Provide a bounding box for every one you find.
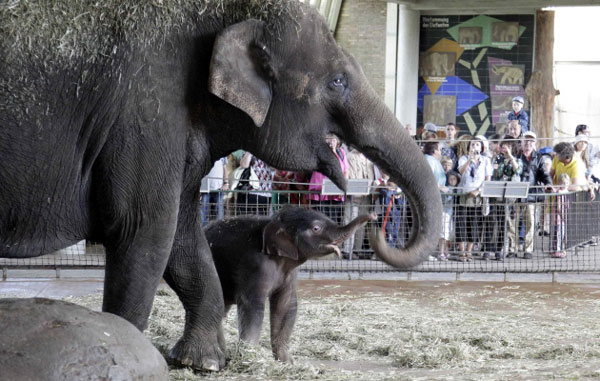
[460,193,483,208]
[231,165,258,191]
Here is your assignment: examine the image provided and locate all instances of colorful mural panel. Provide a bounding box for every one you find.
[418,14,534,137]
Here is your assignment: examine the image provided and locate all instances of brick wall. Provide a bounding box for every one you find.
[335,0,387,98]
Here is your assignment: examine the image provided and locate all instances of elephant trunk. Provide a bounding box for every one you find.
[347,85,443,269]
[330,212,377,244]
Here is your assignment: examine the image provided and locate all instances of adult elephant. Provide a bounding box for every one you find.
[0,0,442,371]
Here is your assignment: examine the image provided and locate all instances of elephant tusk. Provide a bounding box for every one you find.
[322,244,341,258]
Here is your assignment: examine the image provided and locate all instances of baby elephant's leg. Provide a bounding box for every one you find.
[218,305,232,353]
[269,282,298,363]
[237,295,266,345]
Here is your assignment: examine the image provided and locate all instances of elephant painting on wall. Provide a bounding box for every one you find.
[492,95,516,112]
[207,207,376,363]
[458,27,483,45]
[419,51,456,78]
[424,95,457,126]
[491,65,525,85]
[492,22,520,43]
[0,0,442,372]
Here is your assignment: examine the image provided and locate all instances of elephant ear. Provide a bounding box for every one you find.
[262,221,298,260]
[208,19,272,127]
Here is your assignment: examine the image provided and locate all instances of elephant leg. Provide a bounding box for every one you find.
[237,297,266,345]
[102,212,176,331]
[218,305,232,354]
[163,193,226,371]
[269,281,298,363]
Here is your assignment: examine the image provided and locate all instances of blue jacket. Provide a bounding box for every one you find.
[507,110,529,132]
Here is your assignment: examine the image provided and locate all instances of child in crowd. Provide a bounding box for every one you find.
[551,173,570,258]
[441,156,454,174]
[379,179,405,248]
[440,170,461,261]
[539,154,554,237]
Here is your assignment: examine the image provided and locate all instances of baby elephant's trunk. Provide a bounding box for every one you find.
[333,212,377,244]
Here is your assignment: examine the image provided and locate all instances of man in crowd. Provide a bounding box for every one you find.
[343,148,376,259]
[509,131,552,259]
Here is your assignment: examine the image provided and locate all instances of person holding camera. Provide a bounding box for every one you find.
[455,136,492,262]
[491,135,523,260]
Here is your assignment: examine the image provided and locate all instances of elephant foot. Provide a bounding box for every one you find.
[169,333,226,371]
[273,346,293,364]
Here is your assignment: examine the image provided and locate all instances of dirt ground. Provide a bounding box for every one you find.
[3,278,600,380]
[58,280,600,380]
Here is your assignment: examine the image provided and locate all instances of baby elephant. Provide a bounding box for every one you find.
[205,206,376,362]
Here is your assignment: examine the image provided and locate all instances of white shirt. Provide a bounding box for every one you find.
[204,157,227,190]
[458,154,492,192]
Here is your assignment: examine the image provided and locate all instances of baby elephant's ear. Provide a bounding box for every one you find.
[262,221,298,260]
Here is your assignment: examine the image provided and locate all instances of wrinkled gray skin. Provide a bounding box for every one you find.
[206,207,376,363]
[0,0,441,371]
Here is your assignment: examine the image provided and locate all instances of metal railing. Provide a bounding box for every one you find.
[2,184,600,276]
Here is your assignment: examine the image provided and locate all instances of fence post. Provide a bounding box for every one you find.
[2,266,6,281]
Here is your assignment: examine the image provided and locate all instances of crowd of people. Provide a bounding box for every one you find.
[199,96,599,262]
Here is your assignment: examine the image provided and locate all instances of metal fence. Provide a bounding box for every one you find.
[2,185,600,277]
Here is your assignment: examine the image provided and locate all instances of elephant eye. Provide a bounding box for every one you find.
[312,224,323,233]
[329,75,346,89]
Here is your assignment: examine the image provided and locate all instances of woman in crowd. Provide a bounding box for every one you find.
[455,136,492,261]
[575,124,600,184]
[574,134,591,180]
[236,151,275,216]
[454,134,473,162]
[308,134,348,223]
[441,122,458,169]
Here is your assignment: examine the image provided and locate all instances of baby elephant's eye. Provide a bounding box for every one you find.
[312,224,322,233]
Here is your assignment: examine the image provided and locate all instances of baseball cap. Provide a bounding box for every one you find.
[424,122,437,132]
[512,96,524,104]
[575,134,589,144]
[523,131,536,139]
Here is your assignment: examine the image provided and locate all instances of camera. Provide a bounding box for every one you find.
[473,150,480,156]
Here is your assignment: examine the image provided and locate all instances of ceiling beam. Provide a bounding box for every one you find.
[385,0,600,11]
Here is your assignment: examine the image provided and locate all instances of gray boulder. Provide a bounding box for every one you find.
[0,298,168,380]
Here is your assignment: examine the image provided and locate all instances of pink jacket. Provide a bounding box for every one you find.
[308,148,348,201]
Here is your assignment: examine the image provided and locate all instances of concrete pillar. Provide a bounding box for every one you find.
[391,5,420,132]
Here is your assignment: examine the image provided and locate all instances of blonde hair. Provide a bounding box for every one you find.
[421,131,438,141]
[441,156,453,166]
[574,142,590,169]
[558,173,570,186]
[455,134,473,158]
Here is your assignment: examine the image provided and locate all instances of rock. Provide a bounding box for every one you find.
[0,298,168,380]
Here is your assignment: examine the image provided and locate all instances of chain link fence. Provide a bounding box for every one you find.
[2,183,599,277]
